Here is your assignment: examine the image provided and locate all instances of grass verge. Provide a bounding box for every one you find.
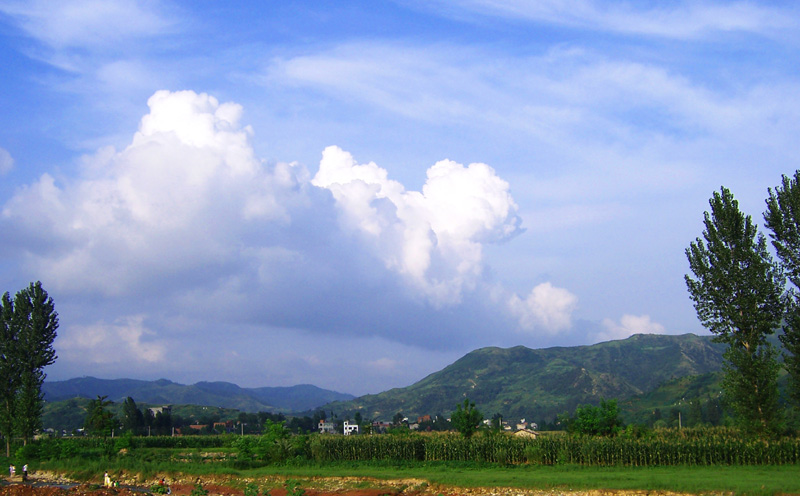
[239,462,800,495]
[35,458,800,496]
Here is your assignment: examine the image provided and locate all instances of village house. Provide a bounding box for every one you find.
[214,421,234,433]
[318,419,335,434]
[343,420,359,435]
[371,421,392,433]
[149,405,172,416]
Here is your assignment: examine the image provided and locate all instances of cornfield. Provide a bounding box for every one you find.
[309,430,800,466]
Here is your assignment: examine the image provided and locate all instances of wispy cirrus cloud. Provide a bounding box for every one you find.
[0,0,176,51]
[415,0,798,39]
[0,147,13,175]
[268,40,800,212]
[270,42,800,145]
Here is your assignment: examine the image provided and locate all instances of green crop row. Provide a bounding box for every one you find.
[309,432,800,466]
[22,429,800,467]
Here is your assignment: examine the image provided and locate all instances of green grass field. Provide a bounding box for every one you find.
[34,457,800,496]
[242,462,800,495]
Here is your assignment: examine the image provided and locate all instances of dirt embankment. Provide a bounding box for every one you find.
[0,473,698,496]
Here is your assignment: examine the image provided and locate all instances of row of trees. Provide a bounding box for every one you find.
[82,396,324,437]
[0,282,59,456]
[686,172,800,435]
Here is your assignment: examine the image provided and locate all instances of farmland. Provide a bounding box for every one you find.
[7,428,800,496]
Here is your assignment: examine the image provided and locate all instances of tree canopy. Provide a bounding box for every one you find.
[567,399,621,436]
[0,282,59,455]
[686,187,784,434]
[765,171,800,404]
[450,398,483,438]
[84,395,116,437]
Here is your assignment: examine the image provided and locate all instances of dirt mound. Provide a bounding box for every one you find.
[0,484,140,496]
[1,474,698,496]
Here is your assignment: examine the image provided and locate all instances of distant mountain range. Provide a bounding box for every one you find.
[323,333,726,422]
[42,377,355,413]
[43,333,728,427]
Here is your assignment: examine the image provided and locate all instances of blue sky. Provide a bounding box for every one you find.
[1,1,799,396]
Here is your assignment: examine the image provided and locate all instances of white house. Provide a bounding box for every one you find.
[343,420,359,435]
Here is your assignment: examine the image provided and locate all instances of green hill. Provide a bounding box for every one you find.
[42,377,354,413]
[323,333,726,423]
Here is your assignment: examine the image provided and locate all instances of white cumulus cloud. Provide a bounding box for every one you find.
[1,89,580,370]
[599,314,666,342]
[312,145,522,305]
[58,315,166,365]
[508,282,578,334]
[1,90,306,295]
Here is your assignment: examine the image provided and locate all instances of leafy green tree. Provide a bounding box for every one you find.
[451,398,483,438]
[257,419,292,463]
[153,410,172,435]
[703,396,724,426]
[85,395,116,436]
[491,413,503,431]
[0,292,20,457]
[764,171,800,404]
[688,398,704,427]
[121,397,145,434]
[570,399,620,436]
[144,407,155,435]
[392,412,404,425]
[0,282,59,452]
[686,187,784,435]
[12,282,59,445]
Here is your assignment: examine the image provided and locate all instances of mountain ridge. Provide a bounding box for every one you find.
[43,333,725,422]
[321,333,725,422]
[42,377,355,413]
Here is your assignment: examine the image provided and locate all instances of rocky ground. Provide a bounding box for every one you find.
[0,472,700,496]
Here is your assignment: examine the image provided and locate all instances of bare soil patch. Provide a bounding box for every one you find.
[2,474,699,496]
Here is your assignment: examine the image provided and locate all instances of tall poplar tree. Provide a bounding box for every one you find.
[0,292,20,457]
[764,171,800,404]
[13,282,58,444]
[122,397,145,434]
[686,187,784,435]
[0,282,58,452]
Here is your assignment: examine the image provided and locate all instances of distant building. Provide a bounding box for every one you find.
[514,429,539,439]
[214,421,234,432]
[149,405,172,416]
[371,421,392,433]
[318,419,335,434]
[343,420,359,435]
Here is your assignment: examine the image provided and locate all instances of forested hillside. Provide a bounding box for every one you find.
[43,377,354,413]
[323,333,725,423]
